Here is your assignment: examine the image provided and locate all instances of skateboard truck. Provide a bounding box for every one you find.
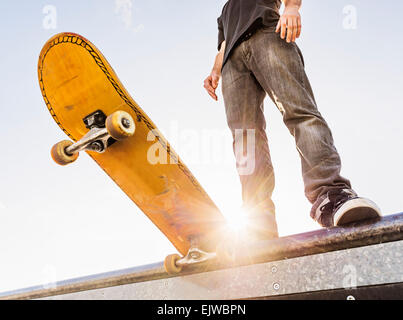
[51,110,135,166]
[164,239,217,275]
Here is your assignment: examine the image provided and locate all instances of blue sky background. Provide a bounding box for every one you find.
[0,0,403,292]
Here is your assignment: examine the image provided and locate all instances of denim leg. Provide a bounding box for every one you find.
[222,45,278,237]
[248,30,352,204]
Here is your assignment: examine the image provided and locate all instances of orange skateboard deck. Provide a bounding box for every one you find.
[39,33,225,261]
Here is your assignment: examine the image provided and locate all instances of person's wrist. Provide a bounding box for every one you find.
[285,4,300,10]
[212,68,221,77]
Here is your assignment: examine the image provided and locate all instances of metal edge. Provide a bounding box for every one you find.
[1,213,402,300]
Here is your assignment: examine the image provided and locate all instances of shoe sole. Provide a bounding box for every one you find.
[334,198,382,226]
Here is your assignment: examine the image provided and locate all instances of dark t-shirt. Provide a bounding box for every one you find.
[218,0,282,67]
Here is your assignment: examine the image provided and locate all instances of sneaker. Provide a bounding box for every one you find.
[311,189,382,227]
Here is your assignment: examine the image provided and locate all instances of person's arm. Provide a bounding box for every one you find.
[276,0,302,43]
[204,41,226,101]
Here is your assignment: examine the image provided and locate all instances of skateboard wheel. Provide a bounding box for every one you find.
[164,254,182,275]
[51,140,79,166]
[106,111,135,141]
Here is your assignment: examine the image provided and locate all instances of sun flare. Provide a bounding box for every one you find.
[224,208,249,233]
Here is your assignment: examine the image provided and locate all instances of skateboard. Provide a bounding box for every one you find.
[39,33,226,274]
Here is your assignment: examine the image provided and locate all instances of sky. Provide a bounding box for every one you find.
[0,0,402,292]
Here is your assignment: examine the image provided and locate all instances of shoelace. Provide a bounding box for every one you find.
[319,190,353,215]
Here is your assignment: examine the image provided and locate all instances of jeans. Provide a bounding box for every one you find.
[221,27,352,235]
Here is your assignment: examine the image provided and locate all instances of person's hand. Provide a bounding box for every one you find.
[204,70,221,101]
[276,6,301,43]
